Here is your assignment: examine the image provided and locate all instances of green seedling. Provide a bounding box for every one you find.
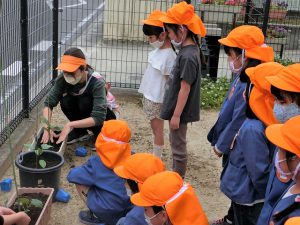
[14,197,43,214]
[24,143,52,168]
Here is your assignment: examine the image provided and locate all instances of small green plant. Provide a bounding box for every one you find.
[13,197,43,214]
[24,143,52,168]
[201,76,231,109]
[275,56,294,66]
[40,116,62,136]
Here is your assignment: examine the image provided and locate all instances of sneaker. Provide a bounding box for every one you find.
[78,210,105,225]
[67,129,90,144]
[85,134,96,151]
[210,216,234,225]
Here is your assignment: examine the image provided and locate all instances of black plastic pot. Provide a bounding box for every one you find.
[15,150,64,192]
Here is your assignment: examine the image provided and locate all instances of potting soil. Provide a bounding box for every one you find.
[21,153,61,169]
[11,193,48,225]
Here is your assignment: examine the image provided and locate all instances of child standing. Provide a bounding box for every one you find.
[138,10,177,158]
[220,62,284,225]
[257,63,300,225]
[67,120,132,225]
[266,115,300,225]
[208,25,274,225]
[159,1,206,178]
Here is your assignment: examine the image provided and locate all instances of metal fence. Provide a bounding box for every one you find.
[0,0,300,146]
[0,0,53,145]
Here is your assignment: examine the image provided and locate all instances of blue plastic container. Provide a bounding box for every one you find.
[55,188,71,203]
[75,146,88,157]
[1,178,13,192]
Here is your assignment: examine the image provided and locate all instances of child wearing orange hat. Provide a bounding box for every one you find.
[208,25,274,225]
[158,1,206,178]
[138,10,176,158]
[130,171,209,225]
[265,115,300,225]
[113,153,165,225]
[67,120,132,225]
[42,47,116,146]
[257,64,300,225]
[220,62,284,225]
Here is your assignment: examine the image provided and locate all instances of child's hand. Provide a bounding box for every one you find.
[170,115,180,130]
[0,207,15,215]
[213,147,223,157]
[41,129,59,144]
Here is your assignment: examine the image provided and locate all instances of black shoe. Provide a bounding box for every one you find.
[210,216,234,225]
[67,129,90,144]
[78,210,105,225]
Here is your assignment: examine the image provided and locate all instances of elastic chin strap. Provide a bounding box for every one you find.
[292,162,300,180]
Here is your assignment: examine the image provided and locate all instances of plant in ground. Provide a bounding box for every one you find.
[275,57,294,66]
[270,0,288,10]
[201,0,245,5]
[201,76,230,109]
[267,25,288,38]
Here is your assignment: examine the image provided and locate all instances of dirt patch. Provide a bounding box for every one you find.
[0,91,229,224]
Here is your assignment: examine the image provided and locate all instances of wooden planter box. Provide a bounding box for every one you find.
[199,4,242,24]
[269,9,287,19]
[30,127,66,156]
[266,37,288,52]
[7,188,54,225]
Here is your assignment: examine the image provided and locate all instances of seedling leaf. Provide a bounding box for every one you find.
[50,125,62,132]
[35,148,43,156]
[39,160,46,168]
[24,143,34,150]
[31,199,43,208]
[41,144,52,150]
[41,116,50,127]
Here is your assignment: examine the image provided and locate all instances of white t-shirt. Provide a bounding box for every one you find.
[138,48,176,103]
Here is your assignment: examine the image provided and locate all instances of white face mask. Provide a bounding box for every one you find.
[229,50,245,74]
[64,73,82,85]
[275,151,294,182]
[150,40,164,49]
[144,211,164,225]
[292,162,300,180]
[170,25,185,49]
[126,188,132,197]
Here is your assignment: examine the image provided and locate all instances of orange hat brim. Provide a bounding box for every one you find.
[266,124,295,154]
[159,15,178,24]
[114,165,129,179]
[266,75,298,92]
[285,217,300,225]
[218,37,237,47]
[56,62,80,72]
[56,55,87,72]
[131,193,156,207]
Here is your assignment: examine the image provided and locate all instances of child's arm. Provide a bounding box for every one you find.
[67,156,97,186]
[242,125,271,193]
[170,80,191,129]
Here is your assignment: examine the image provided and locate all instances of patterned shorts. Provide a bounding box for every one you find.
[143,97,163,120]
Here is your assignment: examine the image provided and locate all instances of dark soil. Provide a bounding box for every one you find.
[35,130,62,152]
[11,193,49,225]
[21,152,61,169]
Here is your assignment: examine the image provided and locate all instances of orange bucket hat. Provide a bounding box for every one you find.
[266,63,300,93]
[142,10,166,28]
[159,2,206,37]
[285,217,300,225]
[266,115,300,157]
[218,25,274,62]
[56,55,87,72]
[246,62,285,125]
[114,153,165,185]
[131,171,209,225]
[95,120,131,169]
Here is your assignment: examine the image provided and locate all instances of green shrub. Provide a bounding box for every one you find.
[275,57,294,66]
[201,76,230,109]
